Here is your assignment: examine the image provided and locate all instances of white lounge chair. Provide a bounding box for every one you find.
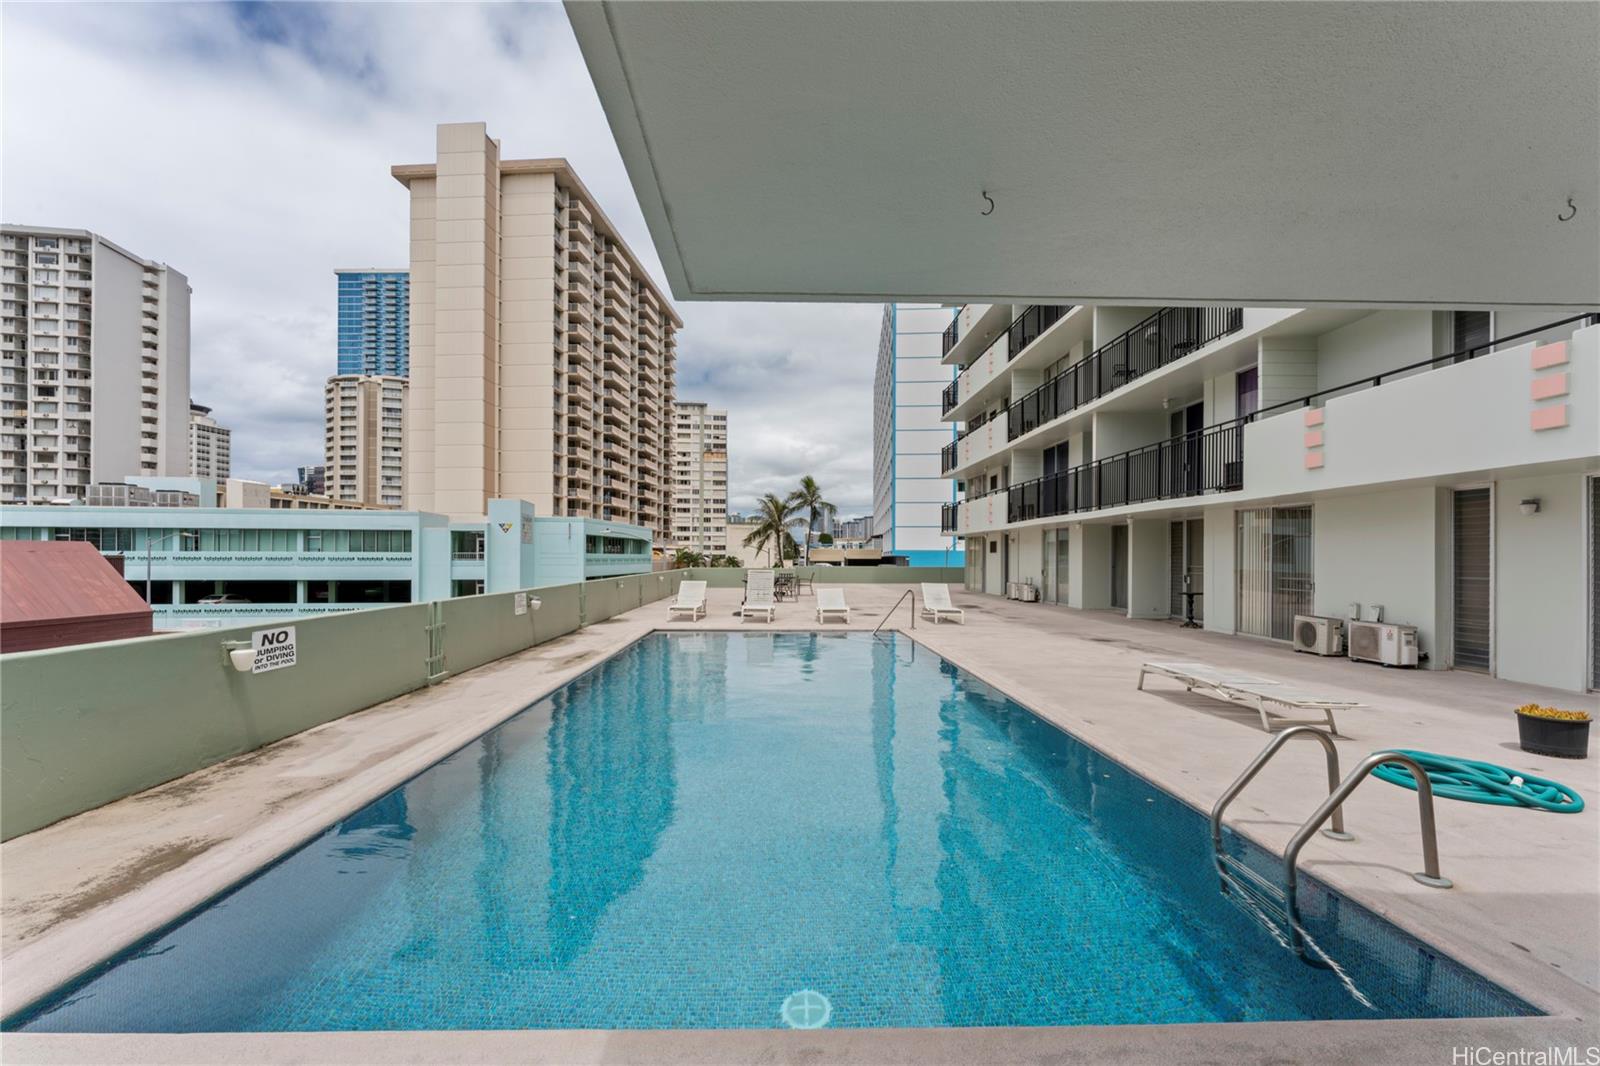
[920,583,965,624]
[1137,660,1359,733]
[742,570,777,623]
[669,580,707,621]
[816,587,849,623]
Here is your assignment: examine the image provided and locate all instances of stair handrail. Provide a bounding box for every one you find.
[1284,751,1451,912]
[1210,726,1351,855]
[872,589,916,638]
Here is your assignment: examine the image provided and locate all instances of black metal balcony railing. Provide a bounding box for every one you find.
[1007,421,1245,524]
[1009,306,1244,441]
[943,304,1074,415]
[1007,304,1071,360]
[940,438,959,475]
[940,502,958,533]
[941,317,959,357]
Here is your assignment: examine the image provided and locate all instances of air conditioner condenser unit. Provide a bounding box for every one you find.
[1293,614,1345,656]
[1347,620,1419,667]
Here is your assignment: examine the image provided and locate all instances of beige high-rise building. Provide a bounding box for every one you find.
[324,374,405,508]
[670,401,728,552]
[391,122,681,534]
[187,401,230,481]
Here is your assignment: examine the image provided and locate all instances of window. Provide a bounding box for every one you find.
[52,527,136,551]
[452,530,485,560]
[306,529,412,553]
[189,529,298,552]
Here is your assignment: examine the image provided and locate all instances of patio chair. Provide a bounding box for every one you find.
[1136,661,1360,733]
[668,580,707,621]
[742,569,778,622]
[920,583,965,624]
[816,587,849,624]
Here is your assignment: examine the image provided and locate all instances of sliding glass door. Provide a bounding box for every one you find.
[1236,506,1313,640]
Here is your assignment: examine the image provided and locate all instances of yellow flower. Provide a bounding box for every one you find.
[1516,703,1592,723]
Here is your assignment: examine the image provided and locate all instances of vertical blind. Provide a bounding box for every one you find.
[1452,488,1493,671]
[1236,507,1313,639]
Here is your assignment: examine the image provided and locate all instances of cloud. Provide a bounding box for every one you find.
[2,2,885,517]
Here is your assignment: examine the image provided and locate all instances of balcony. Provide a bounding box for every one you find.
[941,317,959,357]
[944,304,1081,420]
[1005,304,1071,361]
[1008,306,1244,441]
[1006,421,1245,524]
[958,312,1599,534]
[939,412,1007,475]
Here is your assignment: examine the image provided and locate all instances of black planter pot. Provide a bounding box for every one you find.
[1516,714,1591,759]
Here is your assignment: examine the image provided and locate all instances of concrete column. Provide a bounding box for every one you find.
[1202,505,1236,634]
[1127,519,1170,619]
[296,580,307,605]
[1072,523,1113,610]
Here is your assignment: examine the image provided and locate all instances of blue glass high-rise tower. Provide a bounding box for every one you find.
[335,270,409,376]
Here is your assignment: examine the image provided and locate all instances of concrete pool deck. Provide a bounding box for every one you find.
[3,584,1597,1062]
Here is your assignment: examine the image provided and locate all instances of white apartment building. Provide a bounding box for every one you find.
[940,303,1600,693]
[872,303,960,566]
[0,226,191,503]
[670,401,728,552]
[324,375,406,508]
[187,402,231,481]
[392,123,680,535]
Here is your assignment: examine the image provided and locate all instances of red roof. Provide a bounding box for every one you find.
[1,542,153,649]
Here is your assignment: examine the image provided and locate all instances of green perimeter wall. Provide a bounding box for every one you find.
[0,567,954,840]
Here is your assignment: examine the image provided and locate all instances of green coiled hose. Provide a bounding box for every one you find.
[1372,750,1584,813]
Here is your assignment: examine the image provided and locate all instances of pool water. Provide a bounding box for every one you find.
[10,633,1534,1032]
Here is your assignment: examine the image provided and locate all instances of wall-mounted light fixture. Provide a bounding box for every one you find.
[1519,498,1541,516]
[221,639,252,673]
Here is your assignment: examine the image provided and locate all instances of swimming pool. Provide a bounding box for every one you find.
[9,632,1534,1032]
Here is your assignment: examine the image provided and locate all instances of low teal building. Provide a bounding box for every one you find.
[0,498,652,628]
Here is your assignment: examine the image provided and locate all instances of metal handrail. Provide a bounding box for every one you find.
[1284,751,1452,913]
[1242,310,1599,427]
[1210,727,1352,856]
[872,589,916,637]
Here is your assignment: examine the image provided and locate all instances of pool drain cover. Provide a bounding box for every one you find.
[780,989,832,1029]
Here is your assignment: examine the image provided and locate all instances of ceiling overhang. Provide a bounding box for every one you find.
[567,1,1599,309]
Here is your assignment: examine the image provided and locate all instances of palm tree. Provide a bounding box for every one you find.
[788,475,836,565]
[744,492,803,568]
[673,547,706,569]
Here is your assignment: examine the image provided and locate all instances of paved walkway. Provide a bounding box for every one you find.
[907,591,1599,1019]
[4,583,1596,1062]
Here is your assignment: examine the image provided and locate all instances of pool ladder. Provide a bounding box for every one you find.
[871,589,916,643]
[1210,727,1451,927]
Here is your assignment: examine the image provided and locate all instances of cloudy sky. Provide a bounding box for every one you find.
[2,1,885,517]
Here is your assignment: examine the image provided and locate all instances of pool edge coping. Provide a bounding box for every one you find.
[2,1012,1593,1066]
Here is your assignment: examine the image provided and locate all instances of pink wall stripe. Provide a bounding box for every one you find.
[1303,429,1324,448]
[1531,341,1569,370]
[1531,373,1570,401]
[1303,408,1325,427]
[1530,404,1569,431]
[1304,452,1325,470]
